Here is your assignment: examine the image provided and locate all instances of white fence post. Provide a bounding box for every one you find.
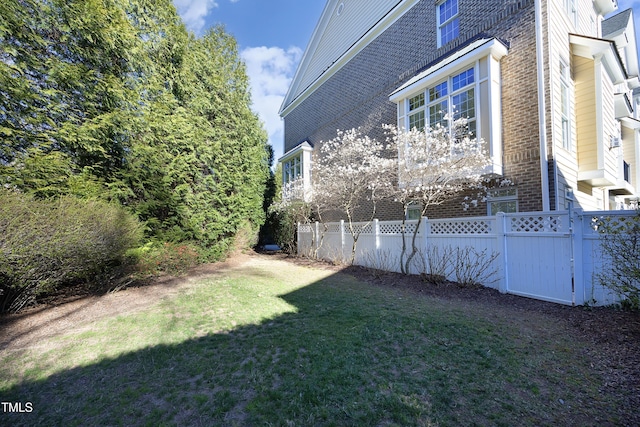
[422,216,430,245]
[297,222,301,256]
[496,212,508,293]
[421,217,430,276]
[572,209,585,305]
[315,221,320,252]
[340,219,345,262]
[374,218,380,268]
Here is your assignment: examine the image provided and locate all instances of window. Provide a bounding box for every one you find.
[487,188,518,215]
[437,0,459,47]
[559,60,572,151]
[406,67,475,136]
[406,202,421,220]
[283,154,302,184]
[280,142,313,202]
[624,161,631,183]
[558,185,573,210]
[563,0,577,26]
[408,93,425,131]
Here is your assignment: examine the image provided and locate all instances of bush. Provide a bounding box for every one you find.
[596,211,640,309]
[414,244,499,287]
[127,241,202,276]
[0,191,144,312]
[267,201,311,254]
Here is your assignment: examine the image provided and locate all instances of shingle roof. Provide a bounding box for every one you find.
[602,8,632,38]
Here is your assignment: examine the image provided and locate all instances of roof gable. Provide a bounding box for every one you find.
[602,8,632,37]
[280,0,410,116]
[602,8,639,79]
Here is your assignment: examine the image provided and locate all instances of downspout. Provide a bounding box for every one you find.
[535,0,551,211]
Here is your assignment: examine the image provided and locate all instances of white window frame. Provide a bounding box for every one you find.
[283,154,302,184]
[563,0,577,27]
[407,67,476,136]
[559,58,573,151]
[279,142,314,202]
[437,0,460,48]
[487,187,518,215]
[406,202,422,220]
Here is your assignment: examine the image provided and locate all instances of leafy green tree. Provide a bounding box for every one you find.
[2,0,270,259]
[1,0,138,185]
[111,22,269,256]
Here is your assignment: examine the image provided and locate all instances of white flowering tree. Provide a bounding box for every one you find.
[385,119,492,274]
[312,128,396,264]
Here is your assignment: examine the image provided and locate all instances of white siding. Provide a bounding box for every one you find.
[297,0,401,94]
[283,0,417,113]
[548,0,579,209]
[601,69,619,178]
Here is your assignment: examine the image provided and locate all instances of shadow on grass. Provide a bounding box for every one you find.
[0,269,629,426]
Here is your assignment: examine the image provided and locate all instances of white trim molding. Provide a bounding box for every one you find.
[280,0,420,117]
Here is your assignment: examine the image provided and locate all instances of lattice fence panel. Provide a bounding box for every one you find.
[299,224,313,233]
[326,223,341,233]
[379,222,418,235]
[350,223,373,234]
[509,215,562,232]
[430,219,492,234]
[590,214,640,234]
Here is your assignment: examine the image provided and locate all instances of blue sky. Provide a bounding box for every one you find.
[173,0,640,162]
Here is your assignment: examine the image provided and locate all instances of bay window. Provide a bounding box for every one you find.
[390,38,508,176]
[279,141,314,202]
[283,154,302,184]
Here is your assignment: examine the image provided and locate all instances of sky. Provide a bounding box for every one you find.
[173,0,640,163]
[173,0,326,162]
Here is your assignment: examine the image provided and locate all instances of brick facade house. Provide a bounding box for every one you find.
[279,0,640,220]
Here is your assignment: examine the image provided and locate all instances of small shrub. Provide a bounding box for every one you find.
[233,220,260,252]
[267,201,311,254]
[415,245,455,285]
[0,191,144,312]
[453,246,500,287]
[128,241,202,276]
[596,212,640,309]
[413,244,499,287]
[363,249,399,277]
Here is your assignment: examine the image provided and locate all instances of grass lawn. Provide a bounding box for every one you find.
[0,254,630,426]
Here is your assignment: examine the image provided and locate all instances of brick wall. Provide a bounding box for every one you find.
[285,0,546,220]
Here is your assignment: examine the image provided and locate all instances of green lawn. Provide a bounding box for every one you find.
[0,255,627,426]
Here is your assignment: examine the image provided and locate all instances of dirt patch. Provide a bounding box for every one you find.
[0,251,256,352]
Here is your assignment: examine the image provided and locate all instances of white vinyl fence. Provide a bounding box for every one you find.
[297,210,638,306]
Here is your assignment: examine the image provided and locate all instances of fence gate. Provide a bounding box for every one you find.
[502,214,574,305]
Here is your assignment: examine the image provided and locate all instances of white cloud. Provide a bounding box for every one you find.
[174,0,218,34]
[241,46,303,161]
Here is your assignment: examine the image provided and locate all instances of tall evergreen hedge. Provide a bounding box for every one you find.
[1,0,270,259]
